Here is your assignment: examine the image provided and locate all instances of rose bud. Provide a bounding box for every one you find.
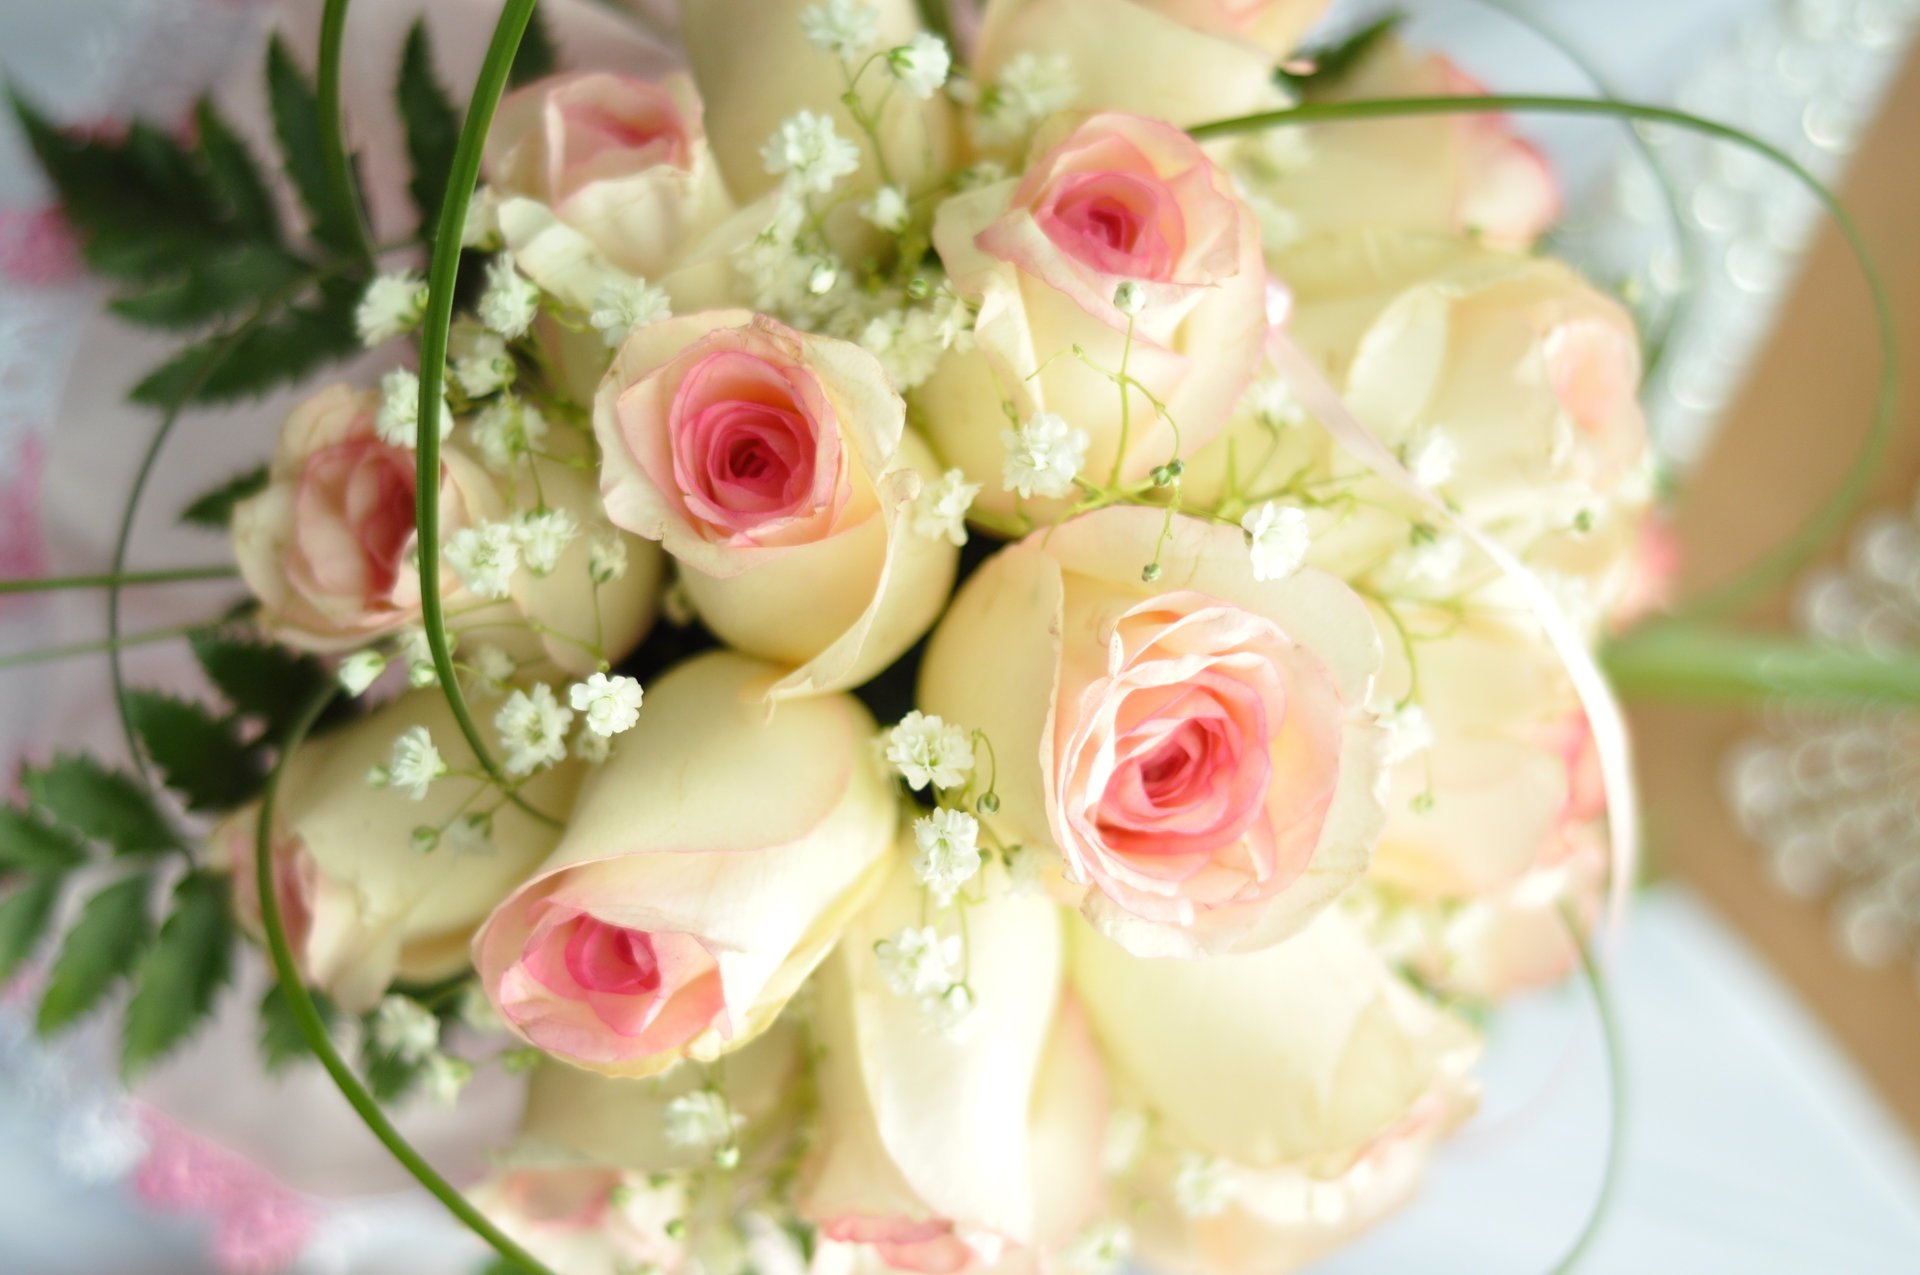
[474,651,897,1077]
[920,505,1386,958]
[594,312,957,697]
[921,113,1268,525]
[215,689,583,1013]
[801,861,1105,1274]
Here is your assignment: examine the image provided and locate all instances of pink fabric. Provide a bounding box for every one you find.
[133,1108,318,1275]
[0,435,49,610]
[0,207,82,286]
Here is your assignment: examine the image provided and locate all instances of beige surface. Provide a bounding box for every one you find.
[1629,45,1920,1136]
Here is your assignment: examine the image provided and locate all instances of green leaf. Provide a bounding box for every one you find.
[193,96,281,243]
[0,807,88,872]
[0,878,63,983]
[21,756,177,857]
[259,982,337,1072]
[122,691,263,812]
[181,465,270,528]
[266,35,362,257]
[190,630,331,736]
[121,872,235,1076]
[36,874,155,1035]
[129,276,360,408]
[7,90,229,280]
[109,244,310,330]
[362,1037,426,1104]
[509,4,559,87]
[1279,13,1405,94]
[398,20,461,241]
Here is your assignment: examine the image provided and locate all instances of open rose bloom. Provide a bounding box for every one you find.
[10,2,1674,1273]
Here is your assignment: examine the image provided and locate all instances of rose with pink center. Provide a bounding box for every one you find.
[921,507,1386,957]
[594,313,957,698]
[923,113,1267,523]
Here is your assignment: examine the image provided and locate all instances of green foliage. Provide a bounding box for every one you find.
[259,981,338,1072]
[109,244,310,331]
[0,807,88,872]
[1277,13,1405,94]
[36,874,155,1035]
[20,755,177,856]
[191,629,333,739]
[399,20,462,242]
[180,465,270,528]
[509,5,559,87]
[128,275,362,408]
[0,878,62,983]
[123,691,264,813]
[121,872,236,1076]
[266,35,363,258]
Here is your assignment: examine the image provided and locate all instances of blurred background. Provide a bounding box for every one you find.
[2,0,1919,1271]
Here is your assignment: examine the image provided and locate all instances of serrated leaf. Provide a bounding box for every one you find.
[0,807,88,872]
[109,244,309,330]
[0,878,63,983]
[36,874,155,1035]
[7,90,230,280]
[121,872,235,1077]
[122,691,263,812]
[362,1037,427,1104]
[194,96,281,243]
[181,465,270,528]
[398,21,461,242]
[266,36,362,258]
[190,630,330,736]
[509,5,559,87]
[129,276,360,408]
[259,981,337,1072]
[21,757,176,857]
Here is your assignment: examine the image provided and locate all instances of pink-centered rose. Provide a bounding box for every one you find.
[474,652,896,1077]
[923,113,1268,524]
[594,312,957,696]
[215,690,581,1013]
[489,71,732,302]
[971,0,1300,132]
[920,507,1386,958]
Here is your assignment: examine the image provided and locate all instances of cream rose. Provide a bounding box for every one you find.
[215,689,581,1013]
[594,311,957,696]
[801,862,1104,1274]
[473,652,896,1077]
[920,506,1385,958]
[1070,906,1479,1172]
[921,112,1268,525]
[232,384,662,674]
[678,0,954,206]
[1234,39,1559,252]
[972,0,1301,134]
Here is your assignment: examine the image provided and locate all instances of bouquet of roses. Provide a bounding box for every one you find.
[11,0,1901,1272]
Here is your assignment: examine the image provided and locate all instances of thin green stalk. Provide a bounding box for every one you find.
[1602,622,1920,705]
[0,566,237,594]
[1464,0,1698,383]
[319,0,376,265]
[1546,902,1627,1275]
[254,686,558,1275]
[414,0,561,829]
[0,623,209,672]
[1190,93,1898,624]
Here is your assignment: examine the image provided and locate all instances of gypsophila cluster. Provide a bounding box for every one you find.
[1241,501,1311,582]
[373,726,445,801]
[1379,703,1435,765]
[450,323,515,397]
[376,368,453,449]
[356,272,428,346]
[887,34,952,99]
[589,534,629,585]
[478,255,540,338]
[1172,1154,1236,1219]
[1063,1222,1134,1275]
[1405,431,1459,489]
[470,396,548,472]
[762,110,862,195]
[514,508,580,576]
[589,276,672,348]
[445,522,523,599]
[886,712,975,791]
[911,468,980,546]
[861,184,911,233]
[337,649,387,697]
[397,626,446,688]
[1246,375,1309,430]
[371,995,440,1063]
[496,683,574,776]
[974,52,1077,146]
[1003,411,1089,500]
[421,1054,474,1106]
[874,925,961,1000]
[913,808,983,905]
[800,0,878,57]
[570,673,645,737]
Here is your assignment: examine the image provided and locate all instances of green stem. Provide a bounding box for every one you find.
[254,686,558,1275]
[0,623,209,672]
[1190,94,1899,625]
[318,0,376,265]
[1464,0,1697,384]
[1,566,237,595]
[1546,902,1627,1275]
[1602,622,1920,705]
[415,0,560,830]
